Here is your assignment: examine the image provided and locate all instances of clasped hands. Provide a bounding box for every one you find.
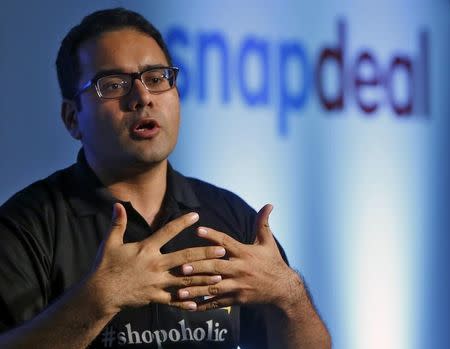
[91,202,299,316]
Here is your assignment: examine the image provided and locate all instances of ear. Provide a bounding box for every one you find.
[61,99,82,140]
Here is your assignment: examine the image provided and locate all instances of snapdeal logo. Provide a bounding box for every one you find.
[166,19,430,135]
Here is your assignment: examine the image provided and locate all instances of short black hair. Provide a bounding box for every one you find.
[56,7,173,100]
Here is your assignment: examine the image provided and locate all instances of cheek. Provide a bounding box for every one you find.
[166,94,181,129]
[78,103,122,141]
[169,108,180,140]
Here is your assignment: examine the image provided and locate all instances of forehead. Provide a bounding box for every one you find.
[77,28,168,79]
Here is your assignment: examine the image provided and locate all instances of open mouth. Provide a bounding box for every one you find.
[131,119,161,138]
[134,119,159,132]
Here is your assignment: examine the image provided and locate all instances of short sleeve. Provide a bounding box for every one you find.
[0,202,52,332]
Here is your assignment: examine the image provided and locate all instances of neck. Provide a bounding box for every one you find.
[86,154,168,227]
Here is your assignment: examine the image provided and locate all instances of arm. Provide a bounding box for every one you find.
[0,276,114,349]
[176,204,331,349]
[0,203,224,348]
[264,269,331,349]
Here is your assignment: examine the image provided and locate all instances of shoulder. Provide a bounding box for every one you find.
[184,175,257,244]
[0,165,75,229]
[189,176,254,211]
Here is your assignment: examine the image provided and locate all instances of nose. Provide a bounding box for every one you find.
[126,78,153,110]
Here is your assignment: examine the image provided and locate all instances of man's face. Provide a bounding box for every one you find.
[73,28,180,173]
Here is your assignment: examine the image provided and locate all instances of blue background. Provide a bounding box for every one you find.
[0,1,449,348]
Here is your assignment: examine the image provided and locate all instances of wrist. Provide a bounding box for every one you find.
[270,269,310,319]
[83,271,120,320]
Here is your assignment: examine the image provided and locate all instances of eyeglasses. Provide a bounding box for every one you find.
[74,66,179,99]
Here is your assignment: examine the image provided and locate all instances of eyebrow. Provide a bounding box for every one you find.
[90,64,169,81]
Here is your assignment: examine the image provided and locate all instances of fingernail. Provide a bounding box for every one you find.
[198,227,207,236]
[215,247,226,257]
[188,302,197,311]
[179,290,189,299]
[190,213,199,222]
[211,275,222,283]
[183,265,193,274]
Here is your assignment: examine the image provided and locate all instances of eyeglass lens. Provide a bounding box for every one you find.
[97,68,176,98]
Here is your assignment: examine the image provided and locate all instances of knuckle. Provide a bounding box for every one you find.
[184,248,193,262]
[237,295,246,304]
[234,260,247,275]
[210,300,220,309]
[138,242,153,255]
[236,291,248,304]
[165,220,178,233]
[146,259,159,273]
[208,285,220,295]
[213,261,221,274]
[171,214,189,231]
[207,247,217,258]
[165,216,185,233]
[220,234,231,247]
[110,221,124,230]
[168,301,182,309]
[221,234,237,250]
[182,276,192,286]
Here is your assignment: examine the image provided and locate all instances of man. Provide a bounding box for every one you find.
[0,8,330,349]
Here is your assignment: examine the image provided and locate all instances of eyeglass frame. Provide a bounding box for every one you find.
[73,66,179,99]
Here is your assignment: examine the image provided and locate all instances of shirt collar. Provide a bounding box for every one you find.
[67,149,200,216]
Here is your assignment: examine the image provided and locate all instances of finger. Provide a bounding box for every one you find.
[168,300,198,311]
[178,279,237,300]
[181,259,233,277]
[254,204,274,245]
[106,203,128,246]
[154,290,198,311]
[169,274,223,289]
[197,227,242,255]
[159,292,198,311]
[149,212,199,247]
[159,246,226,269]
[196,296,235,312]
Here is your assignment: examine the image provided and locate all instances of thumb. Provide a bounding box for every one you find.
[106,202,128,245]
[254,204,274,244]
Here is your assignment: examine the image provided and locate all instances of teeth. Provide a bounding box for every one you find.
[133,117,159,131]
[136,121,155,130]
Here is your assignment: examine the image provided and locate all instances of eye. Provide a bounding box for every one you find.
[141,69,174,92]
[145,75,164,85]
[98,75,130,93]
[103,81,126,91]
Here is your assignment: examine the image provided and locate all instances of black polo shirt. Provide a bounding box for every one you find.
[0,150,279,348]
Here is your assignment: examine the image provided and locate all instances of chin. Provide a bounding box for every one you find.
[134,149,171,165]
[124,139,177,166]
